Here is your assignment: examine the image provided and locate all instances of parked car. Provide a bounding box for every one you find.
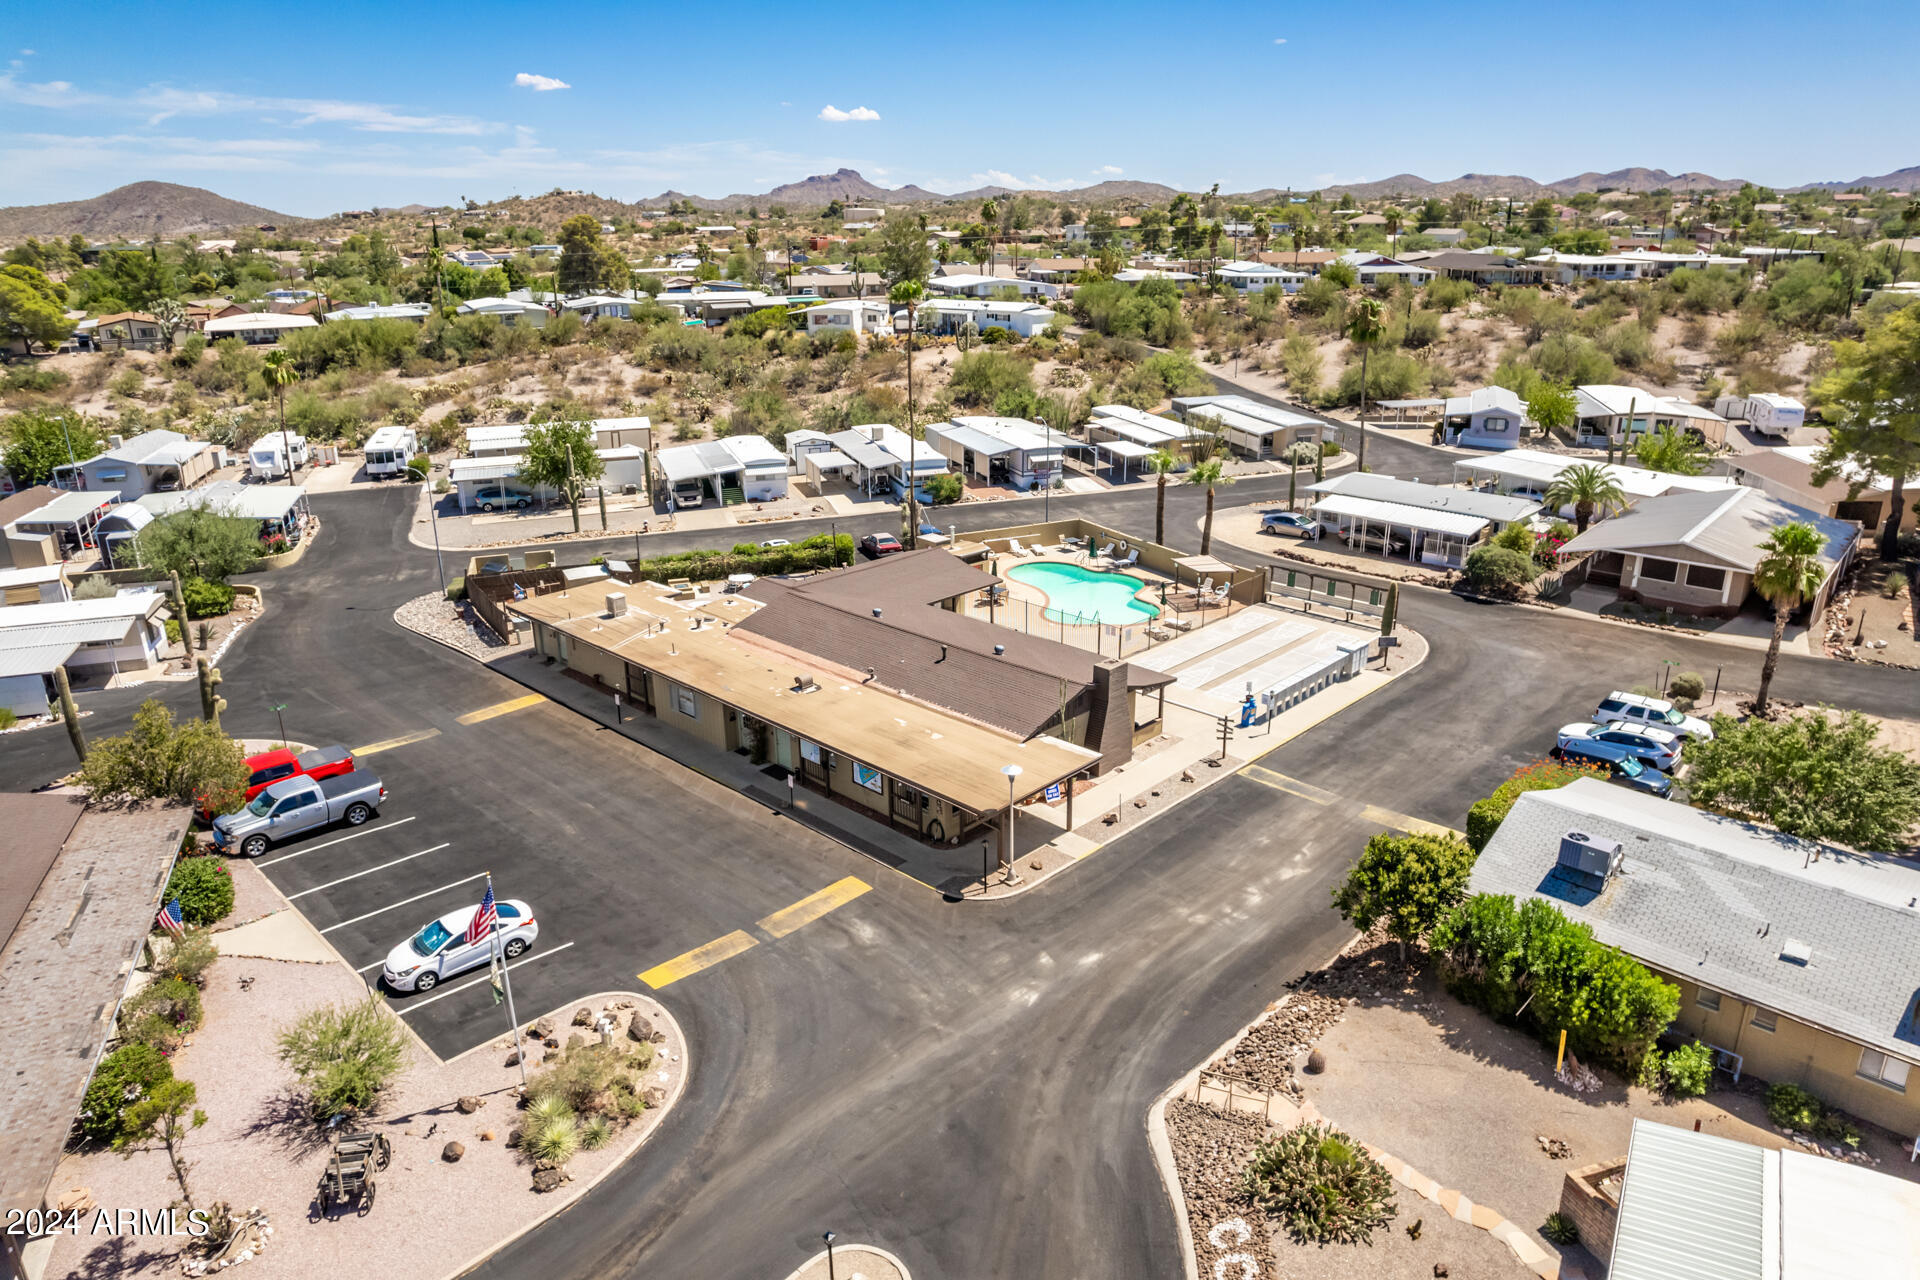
[759,538,791,548]
[200,744,356,819]
[859,533,903,558]
[1261,511,1321,540]
[1593,691,1714,741]
[212,770,387,858]
[382,899,539,993]
[1556,721,1682,771]
[1550,740,1674,798]
[473,485,534,512]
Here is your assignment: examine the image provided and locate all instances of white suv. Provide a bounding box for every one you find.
[1594,692,1714,741]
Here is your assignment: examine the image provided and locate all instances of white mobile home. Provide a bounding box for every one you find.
[1573,386,1728,448]
[1172,395,1322,460]
[655,436,790,511]
[1713,393,1804,440]
[919,298,1057,339]
[804,298,890,338]
[926,418,1072,491]
[1218,261,1307,294]
[363,426,419,479]
[248,433,310,480]
[1436,386,1532,451]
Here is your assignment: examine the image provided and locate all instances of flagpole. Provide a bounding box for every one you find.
[487,873,529,1089]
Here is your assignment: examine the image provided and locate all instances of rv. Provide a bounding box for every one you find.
[249,433,311,481]
[363,426,420,480]
[1714,393,1805,440]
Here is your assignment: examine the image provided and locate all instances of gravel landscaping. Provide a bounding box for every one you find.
[393,591,518,660]
[43,865,685,1280]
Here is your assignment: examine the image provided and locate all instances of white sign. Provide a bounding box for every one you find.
[799,739,821,764]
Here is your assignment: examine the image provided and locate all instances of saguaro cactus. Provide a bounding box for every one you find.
[54,665,87,763]
[197,659,227,733]
[169,571,189,647]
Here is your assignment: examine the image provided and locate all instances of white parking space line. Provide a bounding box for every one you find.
[320,873,489,934]
[357,957,388,973]
[255,817,417,868]
[286,843,451,900]
[389,942,576,1016]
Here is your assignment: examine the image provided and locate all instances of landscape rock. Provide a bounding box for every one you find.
[571,1007,593,1027]
[643,1087,666,1108]
[442,1141,464,1163]
[504,1051,520,1067]
[456,1095,484,1114]
[531,1167,572,1194]
[532,1016,554,1039]
[627,1014,655,1043]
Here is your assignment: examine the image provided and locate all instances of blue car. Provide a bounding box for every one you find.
[1551,740,1673,798]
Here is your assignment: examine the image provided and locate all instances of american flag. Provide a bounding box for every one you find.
[466,881,499,946]
[157,899,185,938]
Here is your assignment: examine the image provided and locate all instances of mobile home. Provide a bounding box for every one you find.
[363,426,420,479]
[249,434,310,480]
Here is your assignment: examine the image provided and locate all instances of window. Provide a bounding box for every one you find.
[673,685,698,718]
[1480,417,1511,435]
[1685,564,1727,591]
[1696,989,1721,1012]
[1637,557,1679,583]
[1858,1049,1910,1090]
[1749,1008,1777,1032]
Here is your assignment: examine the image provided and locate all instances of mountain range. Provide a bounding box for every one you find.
[2,164,1914,240]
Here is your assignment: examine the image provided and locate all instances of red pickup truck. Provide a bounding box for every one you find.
[200,745,356,819]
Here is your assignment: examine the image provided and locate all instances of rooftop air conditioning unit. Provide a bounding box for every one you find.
[1557,830,1623,891]
[605,591,626,618]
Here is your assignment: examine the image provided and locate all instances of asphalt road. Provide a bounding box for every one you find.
[5,421,1916,1279]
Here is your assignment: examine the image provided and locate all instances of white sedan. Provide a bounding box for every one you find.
[382,899,539,993]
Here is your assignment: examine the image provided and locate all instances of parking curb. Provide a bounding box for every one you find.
[776,1242,913,1280]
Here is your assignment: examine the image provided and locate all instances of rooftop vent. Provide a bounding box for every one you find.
[993,644,1006,656]
[1557,830,1623,892]
[792,673,819,694]
[1779,938,1812,966]
[605,591,626,618]
[872,607,883,618]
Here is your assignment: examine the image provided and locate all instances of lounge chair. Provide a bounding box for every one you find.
[1194,576,1214,596]
[1164,615,1195,632]
[1007,537,1032,557]
[1118,548,1140,569]
[1094,542,1116,563]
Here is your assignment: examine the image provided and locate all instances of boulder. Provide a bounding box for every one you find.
[504,1051,520,1067]
[456,1095,484,1114]
[642,1087,666,1108]
[532,1016,555,1039]
[531,1167,572,1194]
[442,1141,465,1163]
[627,1014,655,1043]
[571,1007,593,1027]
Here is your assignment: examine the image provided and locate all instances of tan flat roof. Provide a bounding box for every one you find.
[516,593,1098,813]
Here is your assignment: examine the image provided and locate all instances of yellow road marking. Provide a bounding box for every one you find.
[1360,805,1464,839]
[756,876,871,938]
[353,727,442,756]
[639,930,758,990]
[1241,765,1338,805]
[456,693,546,725]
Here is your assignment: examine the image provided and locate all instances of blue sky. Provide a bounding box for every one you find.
[4,0,1915,215]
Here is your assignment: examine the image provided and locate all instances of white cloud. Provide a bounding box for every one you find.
[1273,37,1287,44]
[1094,165,1123,175]
[513,72,571,92]
[817,104,880,122]
[0,72,497,135]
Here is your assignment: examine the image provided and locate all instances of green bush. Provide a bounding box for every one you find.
[580,1115,612,1150]
[121,975,204,1050]
[164,617,183,645]
[80,1043,174,1144]
[180,577,236,619]
[1662,1041,1714,1097]
[163,855,235,926]
[527,1113,581,1163]
[158,927,219,987]
[923,472,964,505]
[1466,758,1606,851]
[1490,523,1536,556]
[1462,545,1537,596]
[0,707,15,730]
[1541,1213,1581,1246]
[1432,894,1679,1071]
[445,576,465,601]
[1667,671,1705,703]
[527,1041,652,1117]
[275,994,411,1119]
[72,575,120,600]
[1765,1082,1824,1131]
[1243,1122,1396,1245]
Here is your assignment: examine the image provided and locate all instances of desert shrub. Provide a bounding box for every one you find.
[1332,349,1425,404]
[1401,309,1443,350]
[163,855,235,925]
[72,575,120,600]
[1490,523,1536,556]
[121,975,204,1049]
[1243,1122,1396,1245]
[528,1042,641,1117]
[1462,545,1537,596]
[276,994,411,1119]
[923,472,964,504]
[1541,1213,1580,1246]
[0,707,15,729]
[948,350,1032,408]
[580,1115,612,1150]
[158,927,219,987]
[527,1113,580,1163]
[4,365,71,394]
[180,577,236,619]
[80,1043,174,1144]
[1667,671,1705,703]
[1662,1041,1714,1097]
[1426,277,1472,313]
[1765,1082,1823,1131]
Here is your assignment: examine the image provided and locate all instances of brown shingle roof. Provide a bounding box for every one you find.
[0,485,62,528]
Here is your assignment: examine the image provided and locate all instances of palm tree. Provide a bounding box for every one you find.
[1541,462,1627,533]
[1751,522,1827,718]
[262,350,301,486]
[1344,298,1387,472]
[1145,449,1179,544]
[1188,458,1234,555]
[1384,210,1402,257]
[980,199,999,277]
[889,279,925,548]
[1252,216,1271,257]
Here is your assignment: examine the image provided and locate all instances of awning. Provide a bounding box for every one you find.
[0,640,81,679]
[1174,554,1237,576]
[1312,493,1488,537]
[803,449,855,473]
[1097,440,1153,460]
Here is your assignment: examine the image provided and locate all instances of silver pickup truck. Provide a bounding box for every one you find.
[213,769,387,858]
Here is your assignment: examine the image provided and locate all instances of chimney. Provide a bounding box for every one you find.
[605,591,626,617]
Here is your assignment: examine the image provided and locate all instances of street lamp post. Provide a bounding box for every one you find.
[270,701,288,747]
[1000,763,1023,885]
[823,1231,837,1280]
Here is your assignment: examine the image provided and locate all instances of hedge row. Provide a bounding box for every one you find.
[618,533,854,583]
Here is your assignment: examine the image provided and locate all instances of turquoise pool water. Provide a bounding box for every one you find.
[1006,562,1160,624]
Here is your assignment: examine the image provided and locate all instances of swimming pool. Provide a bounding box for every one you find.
[1006,561,1160,624]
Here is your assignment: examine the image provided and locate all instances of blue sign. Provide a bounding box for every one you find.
[1045,783,1062,803]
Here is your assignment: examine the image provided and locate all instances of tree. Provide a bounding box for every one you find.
[878,214,931,288]
[78,698,249,811]
[1,406,99,486]
[1684,709,1920,849]
[556,215,614,294]
[1187,457,1233,555]
[0,263,75,353]
[277,994,412,1120]
[149,297,189,353]
[136,508,261,582]
[979,198,999,276]
[1521,382,1575,445]
[1542,462,1626,533]
[1750,522,1828,717]
[889,279,926,547]
[1344,298,1387,471]
[1332,832,1477,961]
[1632,425,1706,475]
[261,349,300,485]
[366,231,400,287]
[1145,449,1179,545]
[520,415,604,534]
[1811,304,1920,558]
[117,1078,207,1210]
[1462,545,1537,596]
